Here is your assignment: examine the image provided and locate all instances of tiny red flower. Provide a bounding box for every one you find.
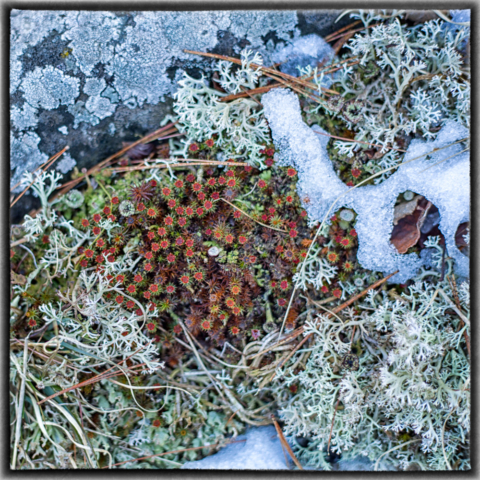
[126,300,135,309]
[167,253,176,263]
[265,148,274,156]
[146,322,156,331]
[300,210,307,217]
[332,288,342,299]
[147,231,155,240]
[258,179,267,188]
[218,176,226,185]
[137,203,146,212]
[96,238,105,248]
[278,298,287,307]
[111,196,119,204]
[135,308,143,316]
[178,217,187,227]
[108,214,116,222]
[351,168,361,178]
[268,207,276,215]
[175,179,184,189]
[78,247,85,254]
[238,235,247,244]
[340,237,351,247]
[144,263,153,272]
[147,208,157,217]
[289,229,298,238]
[180,275,190,285]
[265,158,274,167]
[168,199,176,208]
[96,254,104,263]
[251,328,260,340]
[149,284,159,293]
[158,227,167,236]
[93,214,102,223]
[164,216,173,226]
[116,274,125,283]
[185,249,194,257]
[80,259,88,267]
[205,228,212,235]
[85,249,94,258]
[276,245,284,253]
[346,181,354,187]
[201,320,212,330]
[350,229,357,237]
[149,179,157,187]
[115,295,124,304]
[152,419,162,428]
[103,206,111,215]
[189,143,199,152]
[207,178,216,186]
[331,215,338,222]
[81,219,90,228]
[233,210,241,219]
[286,196,293,203]
[230,326,240,335]
[173,324,182,334]
[205,138,214,147]
[127,285,136,294]
[176,237,184,246]
[186,174,195,182]
[204,200,213,210]
[92,226,101,235]
[176,206,185,216]
[249,256,257,264]
[186,239,194,247]
[192,182,202,192]
[280,280,289,290]
[162,187,171,196]
[194,272,203,281]
[186,207,194,216]
[197,192,206,201]
[166,285,176,294]
[107,255,115,263]
[211,191,220,200]
[287,168,297,177]
[151,243,160,253]
[134,274,143,283]
[160,240,169,249]
[261,214,268,222]
[245,165,252,172]
[196,207,204,216]
[321,285,329,294]
[225,234,234,243]
[145,251,153,260]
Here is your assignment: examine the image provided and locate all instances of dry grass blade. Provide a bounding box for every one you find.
[102,439,247,469]
[271,415,303,470]
[324,20,362,41]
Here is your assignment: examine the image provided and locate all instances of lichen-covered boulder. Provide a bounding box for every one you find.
[10,9,344,222]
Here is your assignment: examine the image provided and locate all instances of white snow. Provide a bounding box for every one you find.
[262,88,470,282]
[182,426,290,470]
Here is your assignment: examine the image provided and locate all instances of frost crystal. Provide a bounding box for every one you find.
[263,88,469,282]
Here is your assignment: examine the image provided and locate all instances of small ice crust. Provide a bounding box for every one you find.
[182,426,289,470]
[263,88,469,282]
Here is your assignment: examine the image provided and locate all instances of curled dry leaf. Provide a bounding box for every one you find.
[391,196,433,254]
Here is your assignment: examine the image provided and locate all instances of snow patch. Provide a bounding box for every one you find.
[263,88,469,282]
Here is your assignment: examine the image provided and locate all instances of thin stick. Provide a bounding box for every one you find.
[219,198,288,233]
[11,147,69,208]
[324,20,362,41]
[271,415,303,470]
[112,160,247,173]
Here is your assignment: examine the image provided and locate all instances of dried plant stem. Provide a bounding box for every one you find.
[324,20,362,41]
[218,198,288,233]
[183,49,339,95]
[11,147,69,208]
[112,160,246,173]
[56,122,179,195]
[271,415,303,470]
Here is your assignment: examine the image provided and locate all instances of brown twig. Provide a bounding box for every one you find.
[111,160,247,173]
[55,123,179,195]
[218,198,288,233]
[10,146,69,208]
[271,415,303,470]
[324,20,362,42]
[184,49,339,95]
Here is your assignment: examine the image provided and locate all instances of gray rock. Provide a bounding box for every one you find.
[10,9,346,222]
